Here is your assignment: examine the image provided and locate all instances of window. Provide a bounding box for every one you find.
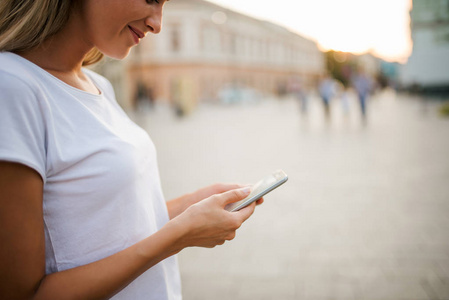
[201,26,221,53]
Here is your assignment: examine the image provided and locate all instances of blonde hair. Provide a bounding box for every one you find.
[0,0,103,66]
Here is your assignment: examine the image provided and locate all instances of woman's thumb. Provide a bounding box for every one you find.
[221,187,251,206]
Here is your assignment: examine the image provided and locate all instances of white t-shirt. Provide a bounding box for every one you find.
[0,52,182,300]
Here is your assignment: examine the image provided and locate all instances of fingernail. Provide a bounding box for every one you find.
[241,187,251,195]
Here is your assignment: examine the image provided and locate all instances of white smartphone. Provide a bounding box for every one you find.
[225,170,288,212]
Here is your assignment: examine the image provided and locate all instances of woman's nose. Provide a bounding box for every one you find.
[145,11,162,34]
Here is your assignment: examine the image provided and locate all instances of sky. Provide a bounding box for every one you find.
[205,0,413,63]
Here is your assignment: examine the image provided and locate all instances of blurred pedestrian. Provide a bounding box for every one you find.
[288,76,308,114]
[352,67,373,119]
[319,73,336,119]
[135,81,154,112]
[335,81,350,115]
[0,1,262,299]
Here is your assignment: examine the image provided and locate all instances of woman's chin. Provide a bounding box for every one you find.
[102,48,132,60]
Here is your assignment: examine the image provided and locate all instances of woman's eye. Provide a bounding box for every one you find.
[146,0,160,4]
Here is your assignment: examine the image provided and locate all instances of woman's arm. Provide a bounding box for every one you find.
[0,162,46,299]
[0,162,255,300]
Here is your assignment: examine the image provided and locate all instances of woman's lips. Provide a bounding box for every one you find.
[128,26,144,44]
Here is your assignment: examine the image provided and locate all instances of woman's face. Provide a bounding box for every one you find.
[78,0,168,59]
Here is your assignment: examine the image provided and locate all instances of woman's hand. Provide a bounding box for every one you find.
[167,183,264,219]
[170,187,257,249]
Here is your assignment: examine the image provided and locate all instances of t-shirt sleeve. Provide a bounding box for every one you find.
[0,72,47,181]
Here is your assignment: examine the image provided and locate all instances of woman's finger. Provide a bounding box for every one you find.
[218,187,251,206]
[233,201,256,222]
[212,183,250,194]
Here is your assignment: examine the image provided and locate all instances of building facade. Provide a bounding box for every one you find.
[401,0,449,90]
[125,0,325,110]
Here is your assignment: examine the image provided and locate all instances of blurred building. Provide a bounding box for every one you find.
[400,0,449,91]
[125,0,325,110]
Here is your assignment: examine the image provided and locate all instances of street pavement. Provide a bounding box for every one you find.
[131,89,449,300]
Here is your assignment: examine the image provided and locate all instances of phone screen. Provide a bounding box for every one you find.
[225,170,288,212]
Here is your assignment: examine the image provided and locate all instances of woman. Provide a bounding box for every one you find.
[0,1,261,299]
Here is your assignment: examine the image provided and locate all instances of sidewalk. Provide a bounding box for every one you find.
[133,90,449,300]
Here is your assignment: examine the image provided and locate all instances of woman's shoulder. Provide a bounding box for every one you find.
[0,53,52,120]
[0,51,30,71]
[0,71,35,97]
[0,52,42,93]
